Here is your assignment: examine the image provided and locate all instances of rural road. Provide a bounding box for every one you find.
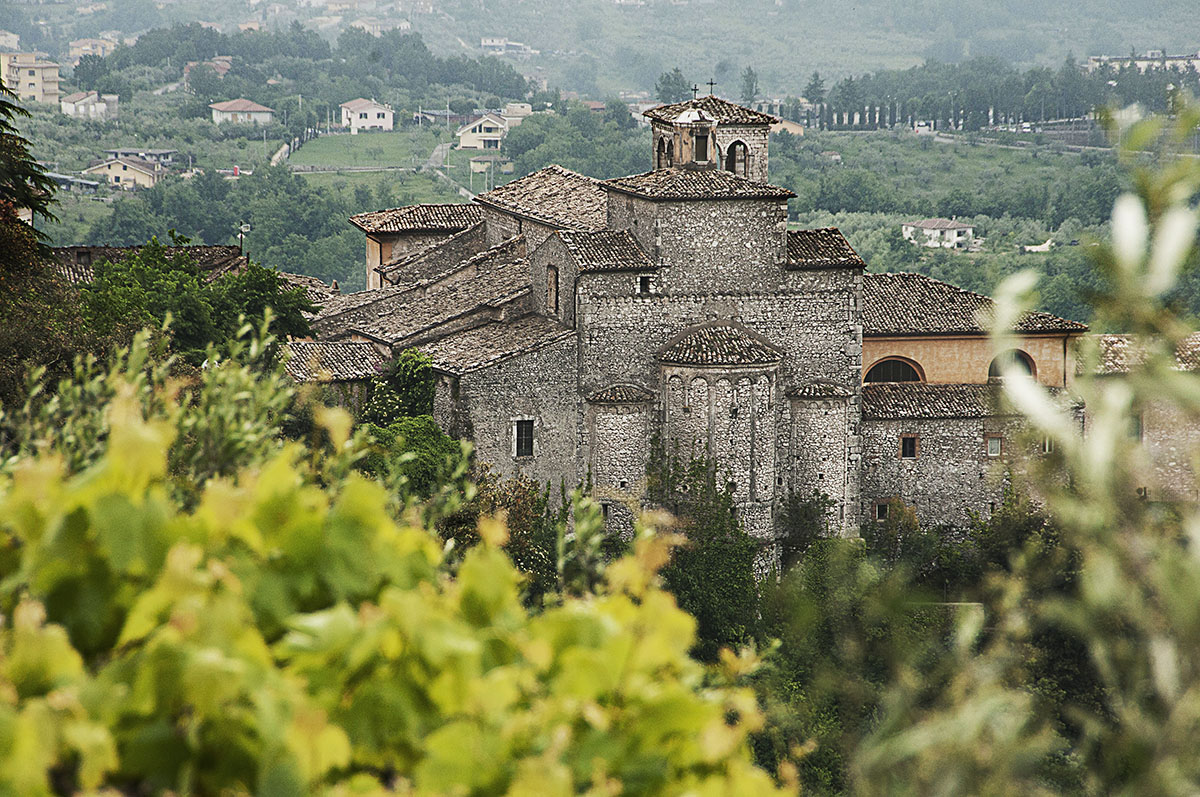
[423,141,452,171]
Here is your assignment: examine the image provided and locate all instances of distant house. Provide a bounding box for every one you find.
[67,37,117,63]
[1086,49,1200,74]
[501,101,533,128]
[82,156,164,189]
[183,55,233,87]
[1,53,60,104]
[348,16,410,36]
[456,112,507,150]
[902,218,975,249]
[340,98,394,133]
[770,118,805,136]
[61,90,119,121]
[209,98,274,125]
[45,172,99,193]
[101,147,177,165]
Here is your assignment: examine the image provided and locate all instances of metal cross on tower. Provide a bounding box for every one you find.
[691,84,700,99]
[706,79,717,95]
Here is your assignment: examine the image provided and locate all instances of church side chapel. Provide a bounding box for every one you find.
[288,94,1102,541]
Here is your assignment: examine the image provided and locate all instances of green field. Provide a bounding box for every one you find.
[288,129,446,169]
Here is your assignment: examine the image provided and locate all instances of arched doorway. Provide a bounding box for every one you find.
[656,137,666,169]
[665,139,674,167]
[725,140,749,177]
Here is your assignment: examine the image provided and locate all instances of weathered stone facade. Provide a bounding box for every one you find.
[315,95,1105,549]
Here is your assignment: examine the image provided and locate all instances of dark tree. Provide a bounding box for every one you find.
[740,66,759,104]
[655,67,691,104]
[804,71,826,104]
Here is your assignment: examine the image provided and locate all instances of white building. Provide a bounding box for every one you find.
[902,217,975,249]
[455,112,507,149]
[61,90,118,121]
[209,98,274,125]
[340,97,394,133]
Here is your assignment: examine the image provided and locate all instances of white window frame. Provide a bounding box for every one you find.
[511,417,536,458]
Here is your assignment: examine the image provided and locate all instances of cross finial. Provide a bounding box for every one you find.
[706,79,717,95]
[691,84,700,99]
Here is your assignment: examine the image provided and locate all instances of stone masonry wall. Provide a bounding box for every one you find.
[860,415,1020,529]
[530,234,578,326]
[481,206,558,251]
[456,335,579,490]
[788,396,857,532]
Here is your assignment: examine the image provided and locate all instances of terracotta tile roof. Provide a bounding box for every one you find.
[51,245,247,284]
[603,168,794,201]
[862,383,1002,419]
[351,238,531,345]
[84,156,160,176]
[905,217,974,230]
[419,315,573,375]
[475,165,607,230]
[1090,333,1200,374]
[643,95,777,126]
[557,229,655,272]
[786,228,866,270]
[340,97,390,111]
[283,340,386,383]
[863,273,1088,336]
[349,203,482,234]
[588,383,656,403]
[278,271,338,305]
[659,323,783,366]
[209,98,274,113]
[377,221,485,281]
[786,380,855,399]
[310,286,408,332]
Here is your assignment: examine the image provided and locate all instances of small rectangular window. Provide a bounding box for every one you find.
[1041,436,1055,454]
[514,420,534,457]
[638,275,652,295]
[1132,413,1144,442]
[875,502,889,521]
[986,436,1002,457]
[546,265,559,314]
[900,435,918,459]
[694,132,708,161]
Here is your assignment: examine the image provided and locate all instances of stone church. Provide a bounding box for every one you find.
[295,95,1094,540]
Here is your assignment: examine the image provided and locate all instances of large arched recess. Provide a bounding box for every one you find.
[988,349,1036,381]
[863,356,925,383]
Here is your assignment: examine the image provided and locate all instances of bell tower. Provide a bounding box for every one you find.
[644,95,777,183]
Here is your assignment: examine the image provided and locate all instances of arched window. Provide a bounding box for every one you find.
[988,350,1035,380]
[725,140,749,177]
[864,358,923,383]
[656,137,666,169]
[665,140,674,167]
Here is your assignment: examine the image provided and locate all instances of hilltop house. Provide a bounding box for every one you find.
[209,98,274,125]
[340,98,394,133]
[456,113,507,149]
[902,217,975,249]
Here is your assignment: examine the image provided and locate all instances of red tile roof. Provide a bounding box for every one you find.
[643,95,777,126]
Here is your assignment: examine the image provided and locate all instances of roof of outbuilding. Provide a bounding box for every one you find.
[659,323,783,367]
[556,229,655,272]
[862,383,1004,419]
[786,228,866,270]
[278,271,338,305]
[209,98,274,113]
[588,383,656,403]
[863,272,1088,336]
[283,340,385,383]
[349,203,482,234]
[50,245,247,284]
[419,315,573,375]
[603,168,795,201]
[340,97,390,111]
[475,165,608,230]
[643,95,777,126]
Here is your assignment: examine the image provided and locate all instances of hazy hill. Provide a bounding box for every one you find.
[417,0,1200,95]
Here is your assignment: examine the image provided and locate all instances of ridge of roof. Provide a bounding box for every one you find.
[209,98,274,113]
[556,229,655,273]
[474,165,607,230]
[419,314,573,375]
[349,203,482,234]
[786,228,866,270]
[603,167,794,201]
[643,95,778,125]
[588,383,656,403]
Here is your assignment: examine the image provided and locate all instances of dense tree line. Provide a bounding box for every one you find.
[786,57,1199,131]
